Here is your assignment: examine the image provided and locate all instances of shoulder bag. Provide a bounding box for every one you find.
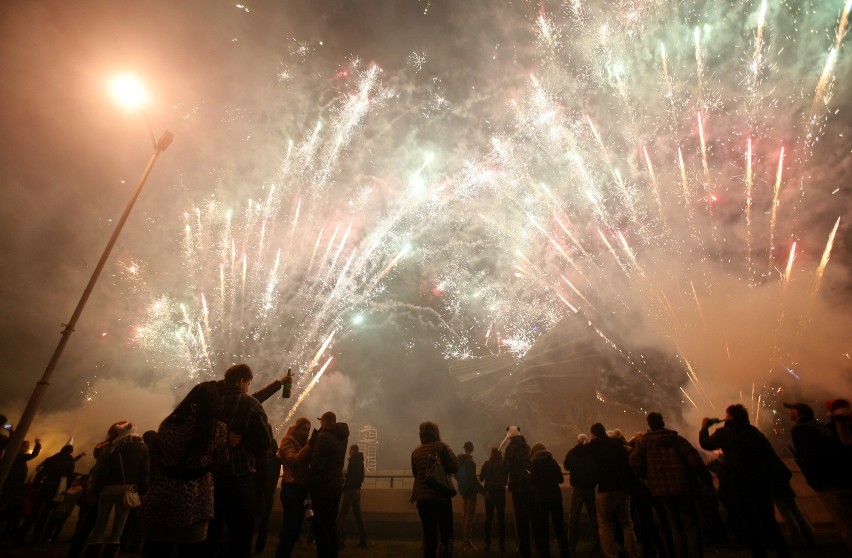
[118,448,141,509]
[424,443,457,498]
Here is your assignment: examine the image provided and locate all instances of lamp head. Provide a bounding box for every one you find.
[110,74,148,109]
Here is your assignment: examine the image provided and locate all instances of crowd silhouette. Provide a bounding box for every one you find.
[2,386,851,558]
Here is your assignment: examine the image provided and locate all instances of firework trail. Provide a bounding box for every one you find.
[128,0,849,428]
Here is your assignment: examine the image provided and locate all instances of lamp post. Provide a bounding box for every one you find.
[0,76,173,492]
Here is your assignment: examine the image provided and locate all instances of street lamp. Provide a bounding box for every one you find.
[0,75,173,491]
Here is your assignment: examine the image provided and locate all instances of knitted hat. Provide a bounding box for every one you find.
[112,421,137,443]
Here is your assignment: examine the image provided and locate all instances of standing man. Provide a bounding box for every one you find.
[308,411,349,558]
[563,433,601,556]
[586,423,641,558]
[457,441,486,551]
[337,444,367,549]
[207,365,272,558]
[700,404,790,558]
[630,412,711,558]
[784,401,852,552]
[501,426,534,558]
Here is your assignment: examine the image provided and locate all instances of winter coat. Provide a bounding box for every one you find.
[699,421,782,492]
[278,431,312,486]
[629,428,711,498]
[456,453,484,497]
[563,442,596,489]
[142,416,228,529]
[529,448,564,503]
[502,436,532,492]
[217,382,272,477]
[411,440,459,502]
[4,442,41,497]
[790,417,847,490]
[479,456,507,495]
[34,449,76,495]
[586,436,635,493]
[90,436,150,494]
[308,422,350,495]
[343,452,366,491]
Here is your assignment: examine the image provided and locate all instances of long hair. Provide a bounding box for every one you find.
[169,381,223,452]
[487,446,503,468]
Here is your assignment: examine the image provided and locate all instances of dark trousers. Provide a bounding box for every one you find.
[67,500,98,558]
[337,488,367,545]
[206,474,256,558]
[484,489,506,549]
[311,489,342,558]
[143,540,206,558]
[417,499,454,558]
[737,488,790,558]
[659,496,703,558]
[254,482,277,553]
[275,484,308,558]
[17,488,55,542]
[532,499,569,558]
[511,490,535,558]
[568,485,600,554]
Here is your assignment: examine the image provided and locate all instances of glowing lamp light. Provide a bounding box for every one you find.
[351,314,365,326]
[110,75,148,109]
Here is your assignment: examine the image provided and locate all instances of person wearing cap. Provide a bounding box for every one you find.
[84,421,149,558]
[785,401,852,552]
[700,404,790,558]
[563,433,600,556]
[826,399,852,447]
[456,441,486,551]
[308,411,349,558]
[783,402,845,491]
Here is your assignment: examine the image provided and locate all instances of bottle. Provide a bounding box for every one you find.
[282,368,293,398]
[708,418,724,425]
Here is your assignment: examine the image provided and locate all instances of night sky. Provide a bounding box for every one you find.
[1,0,850,469]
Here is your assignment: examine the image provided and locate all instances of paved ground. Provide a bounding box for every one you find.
[2,532,850,558]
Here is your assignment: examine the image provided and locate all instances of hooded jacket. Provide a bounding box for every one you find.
[308,421,350,494]
[529,447,563,503]
[629,428,710,497]
[502,435,532,492]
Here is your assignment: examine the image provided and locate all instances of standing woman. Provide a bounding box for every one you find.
[142,382,229,558]
[479,447,507,552]
[84,421,149,558]
[275,416,313,558]
[411,421,459,558]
